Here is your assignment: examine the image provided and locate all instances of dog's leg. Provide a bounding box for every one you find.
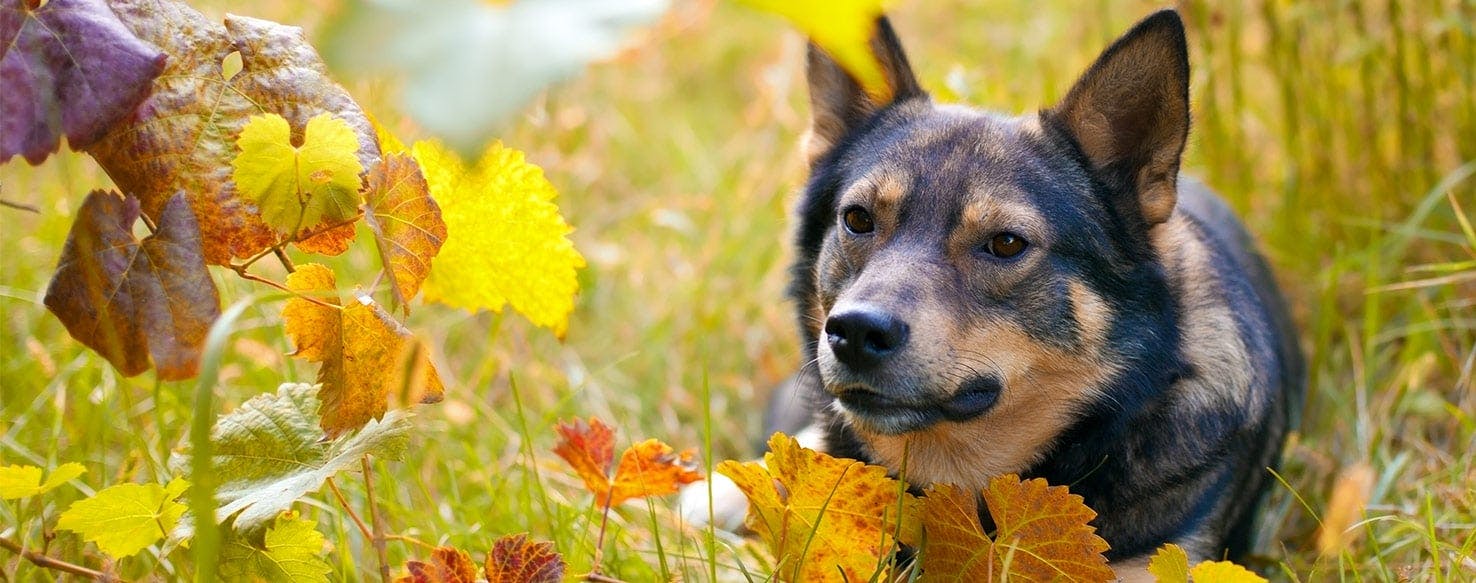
[678,424,828,531]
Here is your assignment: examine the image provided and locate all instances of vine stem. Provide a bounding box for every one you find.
[582,573,631,583]
[362,456,390,583]
[592,496,613,574]
[325,477,373,542]
[0,536,112,581]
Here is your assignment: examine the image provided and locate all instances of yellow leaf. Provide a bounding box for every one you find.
[1189,560,1268,583]
[372,115,409,156]
[981,474,1113,581]
[737,0,892,101]
[283,263,444,435]
[56,477,189,558]
[220,510,332,582]
[1148,543,1191,583]
[413,140,584,337]
[232,113,364,240]
[0,463,85,499]
[716,432,919,583]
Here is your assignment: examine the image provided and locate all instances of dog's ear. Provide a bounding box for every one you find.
[804,16,925,165]
[1044,10,1189,227]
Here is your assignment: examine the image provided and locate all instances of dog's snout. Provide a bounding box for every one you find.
[825,307,910,368]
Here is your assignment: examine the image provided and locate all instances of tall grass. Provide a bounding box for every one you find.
[1,0,1471,580]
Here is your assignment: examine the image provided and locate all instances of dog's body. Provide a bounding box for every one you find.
[691,10,1303,575]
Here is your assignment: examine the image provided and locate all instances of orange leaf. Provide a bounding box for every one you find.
[363,153,446,312]
[716,433,920,583]
[919,484,995,581]
[552,418,701,508]
[397,546,477,583]
[979,474,1112,581]
[485,533,565,583]
[283,263,444,435]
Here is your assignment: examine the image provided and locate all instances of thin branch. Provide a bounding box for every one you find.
[273,248,296,274]
[0,536,112,581]
[325,477,373,542]
[384,534,436,551]
[0,199,40,213]
[224,265,337,310]
[582,573,631,583]
[362,456,391,583]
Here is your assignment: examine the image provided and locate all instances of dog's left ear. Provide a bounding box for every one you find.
[804,17,926,165]
[1044,10,1189,227]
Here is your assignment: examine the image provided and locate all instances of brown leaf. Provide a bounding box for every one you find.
[294,222,357,256]
[43,191,220,380]
[282,263,443,435]
[485,534,565,583]
[397,546,477,583]
[979,474,1112,581]
[0,0,166,164]
[363,153,446,311]
[84,0,380,264]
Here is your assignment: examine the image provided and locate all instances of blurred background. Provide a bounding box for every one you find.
[2,0,1472,579]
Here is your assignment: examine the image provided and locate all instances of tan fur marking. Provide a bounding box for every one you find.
[1151,215,1257,413]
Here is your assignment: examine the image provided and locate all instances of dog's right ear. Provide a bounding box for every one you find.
[804,17,926,165]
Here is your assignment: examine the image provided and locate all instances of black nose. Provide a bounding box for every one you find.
[825,307,910,369]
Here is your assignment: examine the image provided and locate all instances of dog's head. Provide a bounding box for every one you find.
[794,11,1190,480]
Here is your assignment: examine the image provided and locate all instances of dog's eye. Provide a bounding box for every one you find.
[984,233,1028,258]
[842,207,875,234]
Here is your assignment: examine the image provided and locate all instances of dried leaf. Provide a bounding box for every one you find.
[918,484,995,581]
[363,153,446,311]
[397,546,477,583]
[979,474,1112,581]
[0,463,86,499]
[486,534,565,583]
[737,0,892,101]
[220,510,331,583]
[231,113,364,238]
[84,0,380,264]
[283,263,445,435]
[43,191,220,380]
[414,140,584,337]
[1147,543,1191,583]
[1316,462,1374,556]
[553,418,701,508]
[170,383,410,533]
[56,477,189,558]
[0,0,165,164]
[716,433,919,583]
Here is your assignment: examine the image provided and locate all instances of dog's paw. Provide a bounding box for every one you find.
[678,470,750,532]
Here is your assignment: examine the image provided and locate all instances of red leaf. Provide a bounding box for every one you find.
[486,534,565,583]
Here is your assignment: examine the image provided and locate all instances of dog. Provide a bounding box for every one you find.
[684,9,1304,578]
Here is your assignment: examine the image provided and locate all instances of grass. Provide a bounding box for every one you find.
[2,0,1473,580]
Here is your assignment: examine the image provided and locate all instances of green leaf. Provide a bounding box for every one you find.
[171,383,410,533]
[220,510,331,582]
[0,463,86,499]
[232,113,364,237]
[56,477,189,558]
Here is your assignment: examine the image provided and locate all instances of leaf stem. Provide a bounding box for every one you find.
[581,573,631,583]
[273,248,295,274]
[0,536,113,581]
[0,199,40,213]
[361,456,390,583]
[593,495,613,573]
[325,477,374,542]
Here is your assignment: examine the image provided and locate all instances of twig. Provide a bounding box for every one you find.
[362,456,391,583]
[325,477,374,542]
[0,199,39,213]
[0,536,112,581]
[273,248,296,274]
[224,265,337,310]
[385,534,436,551]
[582,573,631,583]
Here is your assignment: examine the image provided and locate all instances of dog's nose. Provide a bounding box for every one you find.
[825,307,910,369]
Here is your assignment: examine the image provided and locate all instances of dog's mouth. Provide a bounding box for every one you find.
[834,376,1001,435]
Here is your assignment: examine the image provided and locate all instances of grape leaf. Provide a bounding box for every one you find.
[1187,561,1268,583]
[716,433,920,583]
[553,418,701,508]
[220,510,331,583]
[0,462,85,499]
[737,0,892,101]
[363,153,446,311]
[56,477,189,558]
[918,484,995,581]
[170,383,411,533]
[84,0,380,264]
[0,0,165,164]
[43,191,221,380]
[321,0,666,154]
[486,534,565,583]
[413,140,584,338]
[978,474,1112,581]
[283,263,445,435]
[1148,543,1191,582]
[231,113,364,238]
[397,546,477,583]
